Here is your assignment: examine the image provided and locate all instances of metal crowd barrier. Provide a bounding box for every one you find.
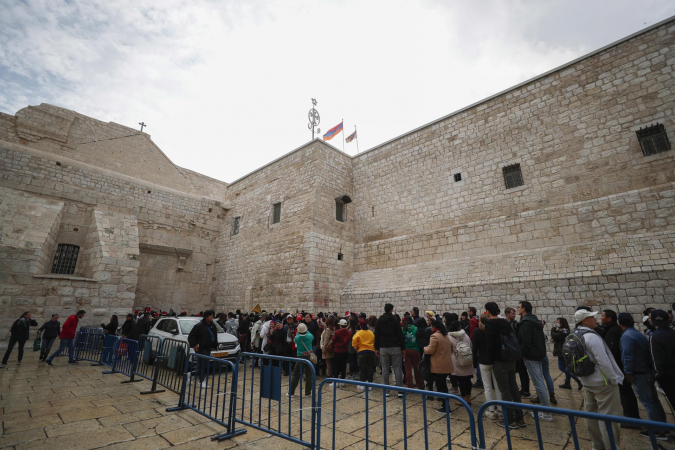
[233,353,316,448]
[100,335,121,371]
[133,335,165,394]
[477,400,675,450]
[80,327,104,334]
[109,337,142,383]
[166,353,246,441]
[154,337,191,394]
[317,378,478,450]
[74,331,106,365]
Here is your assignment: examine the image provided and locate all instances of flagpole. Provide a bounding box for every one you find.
[342,119,345,152]
[355,125,359,154]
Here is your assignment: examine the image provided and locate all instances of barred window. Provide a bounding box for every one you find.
[502,164,524,189]
[51,244,79,275]
[637,124,671,156]
[233,217,240,235]
[272,202,281,224]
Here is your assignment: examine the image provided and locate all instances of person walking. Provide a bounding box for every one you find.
[648,309,675,414]
[473,314,503,419]
[45,310,86,366]
[424,319,454,414]
[187,310,218,387]
[618,313,668,440]
[1,312,39,368]
[320,317,335,377]
[447,321,475,405]
[102,315,119,336]
[401,316,424,389]
[288,323,314,397]
[37,314,61,362]
[353,319,376,388]
[551,317,582,390]
[331,319,351,386]
[374,303,406,398]
[572,309,624,450]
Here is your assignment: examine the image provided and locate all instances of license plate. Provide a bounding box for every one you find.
[212,352,228,358]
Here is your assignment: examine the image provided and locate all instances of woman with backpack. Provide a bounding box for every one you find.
[424,319,454,414]
[401,316,425,389]
[447,321,475,404]
[551,317,582,390]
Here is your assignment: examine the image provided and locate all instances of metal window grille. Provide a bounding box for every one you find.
[233,217,240,235]
[503,164,524,189]
[336,200,346,222]
[51,244,79,275]
[637,123,671,156]
[272,202,281,224]
[454,173,462,182]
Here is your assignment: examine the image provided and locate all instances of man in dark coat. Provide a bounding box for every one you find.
[1,312,38,367]
[120,314,135,338]
[648,310,675,412]
[374,303,406,397]
[187,310,219,386]
[130,312,153,341]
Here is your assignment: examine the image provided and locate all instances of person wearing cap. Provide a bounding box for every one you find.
[288,322,314,397]
[375,303,406,397]
[331,319,351,387]
[648,309,675,413]
[352,319,376,388]
[618,312,668,440]
[573,309,624,450]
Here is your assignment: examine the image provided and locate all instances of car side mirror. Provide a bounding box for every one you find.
[171,330,179,335]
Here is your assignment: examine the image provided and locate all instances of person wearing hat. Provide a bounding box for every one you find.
[648,309,675,414]
[330,318,351,386]
[288,322,314,397]
[618,312,668,440]
[573,309,624,450]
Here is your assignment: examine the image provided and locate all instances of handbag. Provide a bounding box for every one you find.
[300,340,318,364]
[33,333,41,352]
[418,353,431,380]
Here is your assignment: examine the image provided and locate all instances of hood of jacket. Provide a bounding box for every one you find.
[487,318,513,335]
[521,314,543,329]
[448,329,466,339]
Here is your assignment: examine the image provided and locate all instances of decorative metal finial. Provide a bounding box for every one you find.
[139,122,147,132]
[308,99,320,139]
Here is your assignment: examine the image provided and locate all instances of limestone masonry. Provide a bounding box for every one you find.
[1,18,674,338]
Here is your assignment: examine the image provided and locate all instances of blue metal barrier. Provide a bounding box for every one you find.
[477,400,675,450]
[166,353,246,441]
[74,331,105,365]
[111,337,142,383]
[154,337,190,394]
[133,335,165,394]
[233,353,316,448]
[317,378,477,450]
[100,335,120,371]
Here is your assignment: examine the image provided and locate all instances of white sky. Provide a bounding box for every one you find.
[1,0,674,182]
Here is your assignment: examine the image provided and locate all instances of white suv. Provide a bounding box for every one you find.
[149,317,241,359]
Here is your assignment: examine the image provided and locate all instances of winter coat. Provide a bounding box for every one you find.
[260,320,272,350]
[424,331,454,375]
[294,331,314,357]
[619,327,652,376]
[471,327,492,366]
[550,326,570,357]
[225,318,239,336]
[187,319,218,356]
[120,319,135,337]
[60,315,79,340]
[284,322,297,352]
[649,326,675,380]
[577,326,624,387]
[103,321,118,336]
[352,330,375,353]
[468,317,479,338]
[401,324,421,351]
[320,328,334,359]
[272,328,286,355]
[484,318,516,363]
[130,317,152,341]
[374,312,405,350]
[38,320,61,340]
[602,322,624,370]
[10,317,38,341]
[447,330,474,377]
[332,327,351,353]
[251,320,263,348]
[305,320,320,346]
[516,314,546,361]
[238,317,251,341]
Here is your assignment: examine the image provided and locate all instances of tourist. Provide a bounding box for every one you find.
[447,321,475,405]
[551,317,582,390]
[215,313,227,329]
[238,313,251,353]
[375,303,406,398]
[602,309,641,424]
[330,319,351,386]
[120,314,135,338]
[320,317,335,377]
[101,315,118,336]
[618,312,668,440]
[467,307,483,388]
[251,313,266,354]
[347,319,359,378]
[505,306,531,399]
[225,312,238,336]
[288,323,313,397]
[573,309,623,450]
[484,302,526,429]
[648,310,675,414]
[352,319,376,388]
[424,319,454,414]
[1,311,39,368]
[401,316,424,389]
[45,310,86,366]
[187,310,218,386]
[260,313,273,354]
[473,314,502,420]
[37,314,60,362]
[459,312,470,334]
[130,311,153,341]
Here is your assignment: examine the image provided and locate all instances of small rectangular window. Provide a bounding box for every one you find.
[337,253,343,261]
[454,173,462,182]
[233,217,240,235]
[336,200,346,222]
[272,202,281,224]
[502,164,524,189]
[637,123,671,156]
[51,244,79,275]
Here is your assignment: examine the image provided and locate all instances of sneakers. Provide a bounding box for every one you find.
[17,361,21,366]
[530,395,540,404]
[436,407,451,415]
[286,393,294,398]
[559,383,572,390]
[517,420,527,428]
[496,421,519,430]
[200,381,208,388]
[520,391,531,399]
[639,429,668,440]
[45,361,53,366]
[397,393,403,398]
[549,394,557,405]
[0,364,5,369]
[483,410,499,420]
[329,382,344,388]
[530,411,554,422]
[357,385,365,391]
[68,361,79,365]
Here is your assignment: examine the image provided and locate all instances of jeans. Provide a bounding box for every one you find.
[493,360,524,422]
[357,351,376,382]
[40,337,57,361]
[558,356,580,384]
[2,337,27,364]
[404,349,424,389]
[290,355,312,396]
[479,364,503,412]
[47,338,75,363]
[583,384,621,450]
[542,355,555,395]
[380,347,403,393]
[516,358,530,393]
[631,373,667,427]
[524,359,551,408]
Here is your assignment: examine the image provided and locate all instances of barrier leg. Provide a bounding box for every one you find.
[121,349,142,383]
[140,358,166,394]
[166,358,189,412]
[215,355,247,441]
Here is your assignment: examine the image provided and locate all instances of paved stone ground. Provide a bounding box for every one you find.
[1,349,674,449]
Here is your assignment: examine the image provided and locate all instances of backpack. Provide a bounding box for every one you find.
[499,331,522,361]
[455,340,473,366]
[563,329,596,377]
[404,327,417,347]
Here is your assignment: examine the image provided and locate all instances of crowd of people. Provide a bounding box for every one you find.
[1,302,673,446]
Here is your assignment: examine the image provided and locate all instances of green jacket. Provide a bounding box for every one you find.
[402,324,420,351]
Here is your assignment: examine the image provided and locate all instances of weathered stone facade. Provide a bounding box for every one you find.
[1,18,674,338]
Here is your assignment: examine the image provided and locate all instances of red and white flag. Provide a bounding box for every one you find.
[346,130,357,143]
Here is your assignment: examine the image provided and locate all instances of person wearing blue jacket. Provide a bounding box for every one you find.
[618,313,668,441]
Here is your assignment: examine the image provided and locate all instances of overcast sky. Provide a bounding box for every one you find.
[1,1,674,182]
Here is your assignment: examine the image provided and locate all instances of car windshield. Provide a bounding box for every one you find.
[179,320,225,335]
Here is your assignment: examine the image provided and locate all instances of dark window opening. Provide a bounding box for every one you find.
[502,164,524,189]
[233,217,240,235]
[208,208,212,213]
[56,161,61,166]
[147,190,151,194]
[372,206,375,217]
[637,123,671,156]
[51,244,79,275]
[272,202,281,224]
[454,173,462,182]
[337,253,343,261]
[73,228,79,232]
[336,200,346,222]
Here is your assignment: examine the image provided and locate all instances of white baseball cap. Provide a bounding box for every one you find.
[574,309,598,323]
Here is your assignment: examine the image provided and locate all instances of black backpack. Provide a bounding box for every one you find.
[499,331,522,361]
[563,329,596,377]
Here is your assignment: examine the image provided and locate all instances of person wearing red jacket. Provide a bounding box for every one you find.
[330,319,351,386]
[45,310,86,366]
